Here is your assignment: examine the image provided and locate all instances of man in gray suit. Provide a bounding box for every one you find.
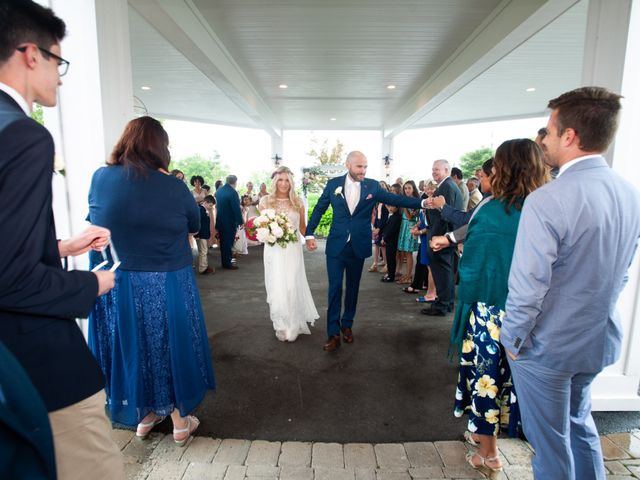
[501,87,640,479]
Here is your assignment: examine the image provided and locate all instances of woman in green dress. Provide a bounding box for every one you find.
[448,138,548,479]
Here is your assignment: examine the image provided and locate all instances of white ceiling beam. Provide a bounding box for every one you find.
[129,0,282,138]
[383,0,581,138]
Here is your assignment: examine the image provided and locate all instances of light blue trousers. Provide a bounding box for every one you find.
[508,357,605,480]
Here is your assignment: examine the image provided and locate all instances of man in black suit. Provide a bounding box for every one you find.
[0,2,123,478]
[215,174,244,269]
[421,159,463,316]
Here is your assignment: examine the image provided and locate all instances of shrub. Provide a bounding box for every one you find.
[306,193,333,238]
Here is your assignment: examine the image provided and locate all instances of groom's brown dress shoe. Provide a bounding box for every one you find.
[341,328,354,344]
[323,336,341,351]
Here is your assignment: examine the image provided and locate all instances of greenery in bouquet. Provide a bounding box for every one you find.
[249,209,299,247]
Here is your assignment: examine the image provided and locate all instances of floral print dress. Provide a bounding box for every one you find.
[453,302,519,436]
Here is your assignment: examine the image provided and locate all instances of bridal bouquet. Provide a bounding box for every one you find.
[249,209,299,247]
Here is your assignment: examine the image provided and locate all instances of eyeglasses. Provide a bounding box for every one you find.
[16,44,70,77]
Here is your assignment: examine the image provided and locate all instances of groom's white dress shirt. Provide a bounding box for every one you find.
[345,174,360,214]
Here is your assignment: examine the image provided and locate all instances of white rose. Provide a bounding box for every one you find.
[267,234,277,244]
[255,215,268,226]
[271,225,284,238]
[256,227,270,242]
[269,221,279,231]
[264,209,276,219]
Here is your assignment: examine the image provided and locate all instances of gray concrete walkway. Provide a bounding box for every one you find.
[116,429,640,479]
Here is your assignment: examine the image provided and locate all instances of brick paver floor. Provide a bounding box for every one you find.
[114,428,640,479]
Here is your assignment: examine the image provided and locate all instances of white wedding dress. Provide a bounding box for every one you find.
[260,197,319,341]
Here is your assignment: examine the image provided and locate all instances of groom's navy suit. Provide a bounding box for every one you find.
[307,175,423,336]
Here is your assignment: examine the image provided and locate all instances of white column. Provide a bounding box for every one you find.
[584,0,640,410]
[43,0,134,270]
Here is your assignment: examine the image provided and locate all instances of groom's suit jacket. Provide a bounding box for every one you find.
[0,90,104,412]
[307,175,422,258]
[502,156,640,373]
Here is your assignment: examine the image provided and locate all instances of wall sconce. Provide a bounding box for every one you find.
[272,154,282,167]
[383,154,392,178]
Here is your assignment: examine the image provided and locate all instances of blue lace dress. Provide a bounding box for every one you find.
[89,262,215,426]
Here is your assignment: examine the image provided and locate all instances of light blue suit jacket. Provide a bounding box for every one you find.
[502,156,640,373]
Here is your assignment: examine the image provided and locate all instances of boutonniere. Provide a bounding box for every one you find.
[366,193,373,200]
[334,186,343,197]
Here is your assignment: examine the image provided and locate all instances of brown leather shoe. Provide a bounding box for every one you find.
[341,327,354,344]
[323,336,341,351]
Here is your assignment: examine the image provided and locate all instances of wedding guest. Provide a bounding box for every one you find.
[407,180,438,302]
[245,181,260,217]
[396,180,420,284]
[0,2,122,478]
[369,180,390,272]
[203,184,211,196]
[190,175,206,204]
[232,195,250,257]
[171,169,185,182]
[195,195,215,274]
[87,116,215,446]
[380,205,402,283]
[451,167,469,212]
[466,177,482,210]
[450,138,548,478]
[216,175,244,269]
[258,182,268,199]
[214,179,223,192]
[503,87,640,479]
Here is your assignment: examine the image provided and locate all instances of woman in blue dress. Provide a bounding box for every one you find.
[87,116,215,446]
[448,139,548,478]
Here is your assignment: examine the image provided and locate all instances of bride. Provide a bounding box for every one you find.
[259,166,319,341]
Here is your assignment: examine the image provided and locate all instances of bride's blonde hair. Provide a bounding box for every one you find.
[265,166,302,210]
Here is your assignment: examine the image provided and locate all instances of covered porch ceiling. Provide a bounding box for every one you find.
[127,0,588,138]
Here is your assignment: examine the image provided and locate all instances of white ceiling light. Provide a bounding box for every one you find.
[279,84,288,89]
[526,87,536,92]
[141,85,151,90]
[330,117,337,121]
[387,84,397,90]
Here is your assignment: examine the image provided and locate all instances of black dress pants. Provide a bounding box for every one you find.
[427,246,455,313]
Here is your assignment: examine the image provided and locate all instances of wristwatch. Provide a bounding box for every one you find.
[444,232,456,245]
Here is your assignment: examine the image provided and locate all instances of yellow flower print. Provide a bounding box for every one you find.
[476,375,498,398]
[501,406,510,424]
[486,320,500,341]
[485,409,500,424]
[469,312,476,327]
[462,339,475,353]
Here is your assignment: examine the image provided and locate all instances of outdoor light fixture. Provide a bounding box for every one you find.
[272,154,282,166]
[141,85,151,90]
[279,84,288,89]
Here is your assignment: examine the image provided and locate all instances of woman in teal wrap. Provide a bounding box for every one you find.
[448,139,548,479]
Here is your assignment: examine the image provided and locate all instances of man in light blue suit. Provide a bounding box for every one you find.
[306,151,428,351]
[502,87,640,479]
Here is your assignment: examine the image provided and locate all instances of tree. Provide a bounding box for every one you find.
[170,152,230,188]
[459,147,493,178]
[303,137,346,195]
[31,104,44,125]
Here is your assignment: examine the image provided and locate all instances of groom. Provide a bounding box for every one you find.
[306,151,428,351]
